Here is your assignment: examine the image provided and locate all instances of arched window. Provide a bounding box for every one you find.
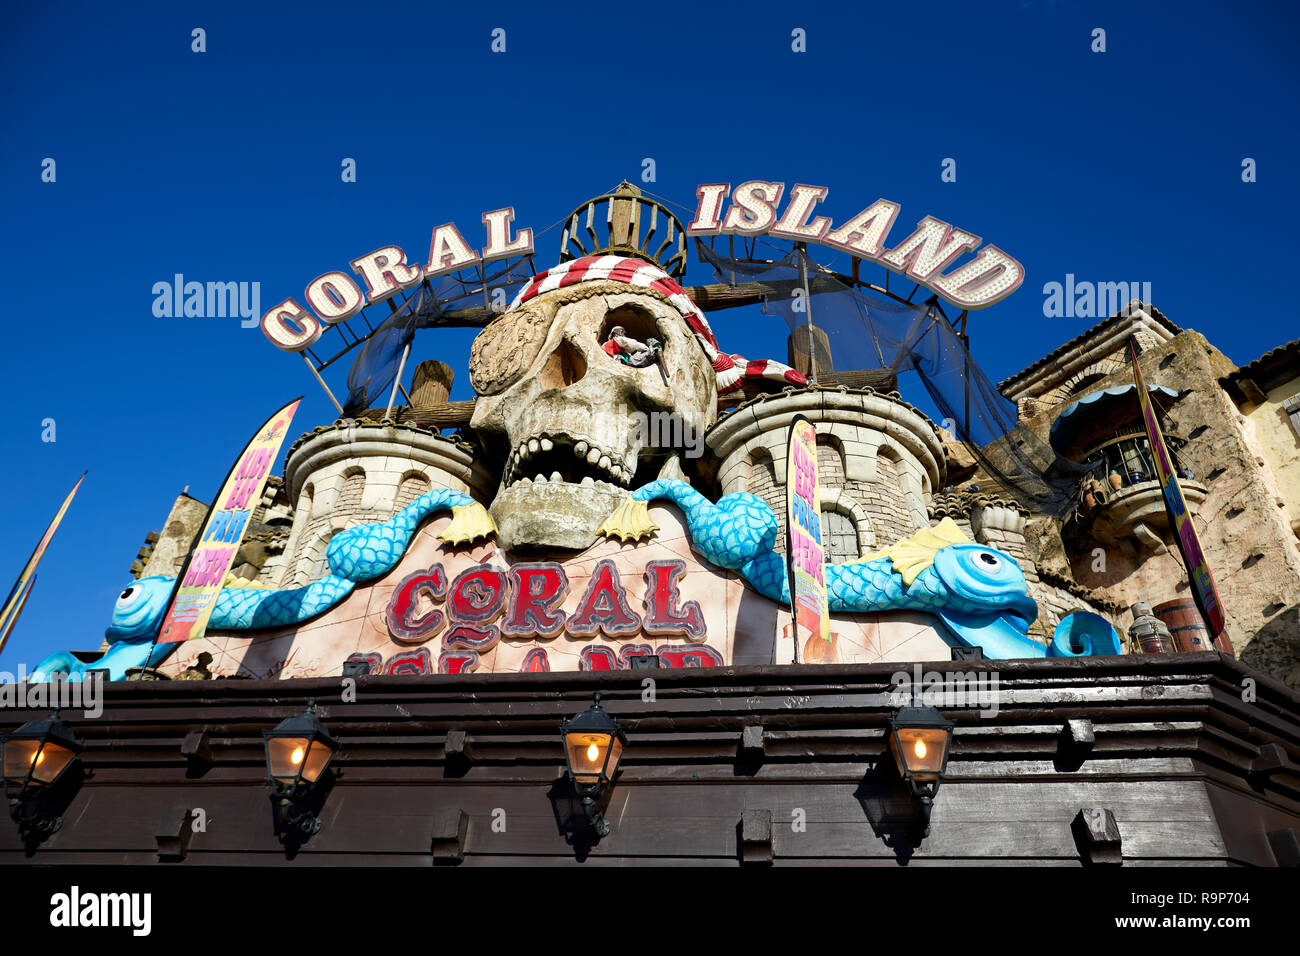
[394,472,431,512]
[338,468,366,514]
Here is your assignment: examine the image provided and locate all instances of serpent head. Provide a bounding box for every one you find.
[931,543,1041,658]
[106,576,173,642]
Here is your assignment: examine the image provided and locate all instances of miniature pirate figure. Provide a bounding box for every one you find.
[602,326,661,369]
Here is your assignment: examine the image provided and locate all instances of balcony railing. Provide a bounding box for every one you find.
[1081,433,1193,490]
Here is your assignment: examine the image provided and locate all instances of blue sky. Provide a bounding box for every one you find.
[2,0,1296,669]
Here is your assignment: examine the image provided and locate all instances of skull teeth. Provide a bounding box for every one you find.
[503,431,632,489]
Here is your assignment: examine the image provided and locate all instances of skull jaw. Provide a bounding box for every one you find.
[490,480,624,551]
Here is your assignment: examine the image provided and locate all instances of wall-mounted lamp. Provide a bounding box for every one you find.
[1,710,83,835]
[263,698,337,836]
[559,691,625,837]
[887,706,954,836]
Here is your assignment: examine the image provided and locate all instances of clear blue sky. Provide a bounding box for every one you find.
[2,0,1296,669]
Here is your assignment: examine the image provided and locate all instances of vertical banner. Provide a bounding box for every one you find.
[786,416,830,661]
[1128,339,1229,648]
[0,471,85,656]
[155,398,302,644]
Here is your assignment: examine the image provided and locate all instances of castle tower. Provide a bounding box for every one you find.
[274,363,496,587]
[706,385,946,559]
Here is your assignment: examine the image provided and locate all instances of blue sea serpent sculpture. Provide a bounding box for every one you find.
[32,481,1118,681]
[598,479,1120,661]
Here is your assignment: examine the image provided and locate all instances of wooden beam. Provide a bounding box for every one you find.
[355,399,476,428]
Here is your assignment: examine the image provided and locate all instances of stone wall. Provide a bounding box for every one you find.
[1240,377,1300,542]
[135,493,209,580]
[1003,318,1300,684]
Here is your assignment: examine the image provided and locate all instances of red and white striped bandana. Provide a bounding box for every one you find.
[508,255,807,395]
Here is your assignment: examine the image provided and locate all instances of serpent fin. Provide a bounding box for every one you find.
[222,572,272,589]
[439,503,498,545]
[598,497,658,542]
[866,516,971,586]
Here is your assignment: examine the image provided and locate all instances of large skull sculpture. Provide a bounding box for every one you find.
[470,281,717,551]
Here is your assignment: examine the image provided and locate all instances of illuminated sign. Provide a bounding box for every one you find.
[259,183,1025,356]
[260,208,535,353]
[686,181,1024,308]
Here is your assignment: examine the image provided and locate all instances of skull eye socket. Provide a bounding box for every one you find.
[600,305,663,356]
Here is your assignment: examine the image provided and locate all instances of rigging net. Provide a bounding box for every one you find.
[342,256,537,416]
[698,242,1086,511]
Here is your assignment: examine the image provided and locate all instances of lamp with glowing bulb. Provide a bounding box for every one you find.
[559,691,626,837]
[1,710,83,835]
[262,697,338,836]
[887,705,954,835]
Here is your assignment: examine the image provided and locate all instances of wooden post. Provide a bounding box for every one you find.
[787,325,833,379]
[798,244,817,384]
[410,360,454,406]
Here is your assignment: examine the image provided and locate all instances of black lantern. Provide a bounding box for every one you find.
[559,691,626,836]
[262,698,338,835]
[887,705,954,835]
[1,710,83,834]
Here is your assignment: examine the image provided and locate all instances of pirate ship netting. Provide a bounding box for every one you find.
[697,242,1088,511]
[342,256,538,416]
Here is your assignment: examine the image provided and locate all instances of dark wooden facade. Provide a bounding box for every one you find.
[2,653,1297,866]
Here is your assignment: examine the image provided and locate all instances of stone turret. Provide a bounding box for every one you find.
[276,365,496,586]
[706,385,946,558]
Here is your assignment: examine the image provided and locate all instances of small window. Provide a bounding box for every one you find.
[820,509,859,563]
[1284,394,1300,438]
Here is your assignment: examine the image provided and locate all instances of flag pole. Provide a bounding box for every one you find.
[0,472,86,648]
[0,575,36,658]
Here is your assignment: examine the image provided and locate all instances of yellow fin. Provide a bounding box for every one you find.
[877,516,971,586]
[438,503,498,545]
[598,497,658,542]
[221,572,271,589]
